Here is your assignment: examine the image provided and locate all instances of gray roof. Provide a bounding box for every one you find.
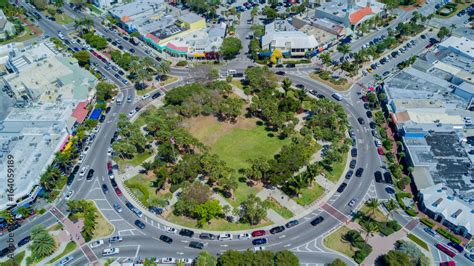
[178,13,203,24]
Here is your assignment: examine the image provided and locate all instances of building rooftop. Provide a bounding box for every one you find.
[109,0,165,22]
[439,36,474,59]
[178,13,203,24]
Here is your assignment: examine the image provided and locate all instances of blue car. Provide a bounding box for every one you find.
[252,238,267,245]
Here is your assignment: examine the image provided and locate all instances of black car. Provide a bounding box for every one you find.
[351,148,357,157]
[285,220,299,228]
[270,226,285,234]
[349,160,357,169]
[159,235,173,244]
[383,172,393,184]
[355,168,364,177]
[369,122,376,129]
[86,169,95,180]
[286,63,296,68]
[345,170,353,179]
[189,241,204,249]
[276,71,286,76]
[357,117,365,125]
[71,165,79,176]
[295,84,305,89]
[252,238,267,245]
[148,206,163,215]
[337,183,347,193]
[0,247,14,258]
[310,216,324,226]
[99,115,106,123]
[420,34,426,39]
[179,229,194,237]
[125,201,135,210]
[366,111,373,118]
[102,184,109,194]
[151,92,161,99]
[110,178,117,187]
[275,64,283,68]
[105,106,111,113]
[134,220,145,229]
[374,171,383,183]
[199,233,216,240]
[18,236,31,247]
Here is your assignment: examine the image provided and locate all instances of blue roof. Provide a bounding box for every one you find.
[89,108,102,120]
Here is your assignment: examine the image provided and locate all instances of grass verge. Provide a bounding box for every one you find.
[325,152,349,183]
[0,251,25,266]
[265,197,294,219]
[324,226,355,258]
[47,241,77,264]
[115,151,152,173]
[167,213,273,231]
[309,72,351,91]
[294,182,325,206]
[407,233,429,251]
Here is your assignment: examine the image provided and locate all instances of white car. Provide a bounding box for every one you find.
[128,110,136,117]
[56,255,74,266]
[93,125,100,133]
[89,240,104,249]
[178,258,194,264]
[65,190,73,200]
[348,198,357,207]
[142,94,150,100]
[107,147,113,156]
[165,227,178,234]
[254,246,266,251]
[218,233,233,240]
[160,258,176,264]
[102,248,120,256]
[79,167,87,177]
[238,233,250,239]
[82,146,90,155]
[77,154,84,164]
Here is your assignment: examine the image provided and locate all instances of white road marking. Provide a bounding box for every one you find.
[134,245,141,259]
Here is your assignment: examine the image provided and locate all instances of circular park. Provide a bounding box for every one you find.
[112,66,351,231]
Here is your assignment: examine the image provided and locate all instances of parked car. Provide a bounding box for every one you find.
[86,169,94,180]
[18,236,31,247]
[238,233,251,239]
[423,227,436,237]
[160,258,176,264]
[199,233,216,240]
[337,183,347,193]
[55,255,74,265]
[114,187,122,196]
[218,233,233,240]
[345,170,353,179]
[108,236,123,243]
[349,160,357,169]
[102,248,120,256]
[148,206,163,215]
[285,220,299,228]
[89,240,104,249]
[269,226,285,234]
[351,148,357,157]
[252,238,267,245]
[251,230,266,237]
[134,220,145,229]
[179,229,194,237]
[384,172,393,184]
[448,242,464,253]
[374,171,383,183]
[189,241,204,249]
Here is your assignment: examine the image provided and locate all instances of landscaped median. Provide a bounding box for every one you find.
[324,226,373,264]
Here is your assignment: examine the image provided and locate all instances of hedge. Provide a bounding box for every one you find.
[176,61,188,66]
[405,209,418,217]
[407,233,429,251]
[354,244,372,264]
[420,217,435,228]
[436,227,462,244]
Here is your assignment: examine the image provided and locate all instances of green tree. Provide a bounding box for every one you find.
[193,200,223,227]
[157,61,171,81]
[54,0,64,7]
[361,221,377,241]
[30,225,56,259]
[274,250,299,265]
[385,198,398,221]
[239,194,269,225]
[32,0,48,10]
[437,26,450,40]
[95,82,117,101]
[196,251,217,266]
[328,258,347,266]
[379,250,412,266]
[342,230,364,251]
[73,50,90,66]
[337,44,351,60]
[366,198,380,219]
[220,37,242,59]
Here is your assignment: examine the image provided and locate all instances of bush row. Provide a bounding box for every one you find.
[420,217,435,228]
[436,227,462,244]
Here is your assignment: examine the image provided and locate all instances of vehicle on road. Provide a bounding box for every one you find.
[218,233,232,240]
[349,160,357,169]
[160,257,176,264]
[355,168,364,177]
[189,241,204,249]
[332,93,343,101]
[134,220,145,229]
[424,227,436,237]
[448,242,464,253]
[357,117,365,125]
[465,253,474,262]
[86,169,95,180]
[152,92,161,99]
[109,236,123,243]
[148,206,163,215]
[113,203,122,213]
[254,246,266,251]
[436,243,456,257]
[114,187,122,196]
[251,230,266,237]
[439,261,455,266]
[275,71,285,76]
[252,238,267,245]
[18,236,31,247]
[345,170,353,179]
[65,190,73,200]
[55,256,74,266]
[178,258,194,264]
[270,226,285,234]
[238,233,251,239]
[159,235,173,244]
[348,198,357,207]
[351,148,357,157]
[377,147,384,155]
[374,171,383,183]
[79,167,87,177]
[179,229,194,237]
[384,172,393,184]
[166,227,178,234]
[310,216,324,226]
[337,183,347,193]
[102,248,120,256]
[285,220,299,228]
[102,184,108,194]
[90,240,104,248]
[199,233,216,240]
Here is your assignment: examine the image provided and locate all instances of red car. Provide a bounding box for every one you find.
[377,147,384,155]
[107,161,113,172]
[251,230,266,237]
[115,187,122,196]
[440,261,455,266]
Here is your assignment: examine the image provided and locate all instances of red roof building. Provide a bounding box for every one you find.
[71,100,89,124]
[349,6,373,25]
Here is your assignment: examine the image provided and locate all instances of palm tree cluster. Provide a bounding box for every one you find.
[30,225,56,259]
[284,164,322,197]
[74,16,94,32]
[67,200,97,241]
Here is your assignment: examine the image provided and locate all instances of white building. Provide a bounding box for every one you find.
[92,0,123,9]
[0,9,16,40]
[438,36,474,60]
[261,20,318,57]
[315,0,385,29]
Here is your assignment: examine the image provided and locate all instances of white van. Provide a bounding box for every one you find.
[332,93,343,101]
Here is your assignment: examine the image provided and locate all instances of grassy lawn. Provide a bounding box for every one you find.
[226,182,261,208]
[48,223,64,231]
[159,75,178,86]
[47,241,77,264]
[0,251,25,266]
[294,182,325,206]
[357,205,386,223]
[309,72,351,92]
[115,151,153,173]
[230,79,244,90]
[407,233,429,251]
[167,213,273,231]
[265,197,294,219]
[0,27,38,45]
[325,151,348,183]
[125,174,172,207]
[324,226,355,258]
[55,13,74,25]
[93,203,114,239]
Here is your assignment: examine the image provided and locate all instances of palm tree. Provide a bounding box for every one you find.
[157,61,171,81]
[30,225,56,258]
[16,206,31,219]
[361,221,377,241]
[319,53,331,66]
[342,230,364,251]
[384,199,398,222]
[337,44,351,61]
[282,78,292,93]
[366,198,380,219]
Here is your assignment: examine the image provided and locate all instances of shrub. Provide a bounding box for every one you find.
[407,233,429,251]
[354,244,372,264]
[420,217,435,228]
[405,209,418,217]
[176,60,188,66]
[436,227,462,244]
[379,226,396,236]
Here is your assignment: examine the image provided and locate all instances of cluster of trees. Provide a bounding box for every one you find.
[95,81,117,101]
[181,0,220,17]
[342,230,373,264]
[110,50,140,71]
[74,17,94,32]
[302,98,348,142]
[67,200,97,241]
[112,114,147,159]
[381,0,417,9]
[29,225,56,260]
[173,182,224,226]
[73,50,90,66]
[237,194,269,225]
[165,81,243,122]
[219,249,299,265]
[82,32,108,50]
[249,25,265,60]
[220,37,242,59]
[40,165,67,200]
